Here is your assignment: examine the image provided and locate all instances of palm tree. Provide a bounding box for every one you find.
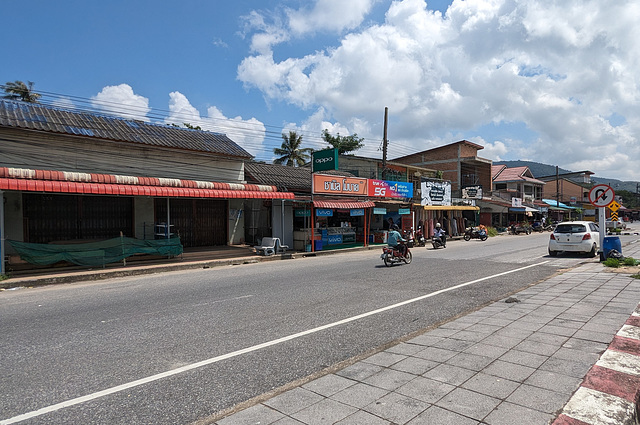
[273,131,312,166]
[3,80,41,103]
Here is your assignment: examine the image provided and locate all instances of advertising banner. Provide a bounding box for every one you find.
[462,185,483,199]
[350,209,365,216]
[312,174,368,196]
[312,148,338,172]
[316,208,333,217]
[368,179,413,198]
[421,180,452,206]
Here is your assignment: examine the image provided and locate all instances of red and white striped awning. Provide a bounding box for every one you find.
[313,200,375,209]
[0,167,295,199]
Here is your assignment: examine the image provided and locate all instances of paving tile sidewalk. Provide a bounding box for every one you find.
[215,243,640,425]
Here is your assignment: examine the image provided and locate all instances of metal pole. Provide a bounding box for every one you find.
[281,199,285,246]
[166,197,170,238]
[0,190,5,276]
[599,206,605,261]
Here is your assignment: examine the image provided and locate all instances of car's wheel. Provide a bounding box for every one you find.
[588,244,597,258]
[548,249,558,257]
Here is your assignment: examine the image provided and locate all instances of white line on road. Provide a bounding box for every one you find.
[1,261,549,424]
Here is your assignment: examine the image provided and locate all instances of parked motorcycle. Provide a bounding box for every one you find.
[509,224,531,235]
[381,242,412,267]
[402,229,415,248]
[414,228,427,247]
[464,227,488,241]
[431,235,446,249]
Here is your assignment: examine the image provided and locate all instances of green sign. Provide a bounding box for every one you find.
[312,148,338,172]
[295,209,310,217]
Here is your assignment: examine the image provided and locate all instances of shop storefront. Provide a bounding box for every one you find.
[305,174,413,251]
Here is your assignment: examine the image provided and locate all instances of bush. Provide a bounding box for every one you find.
[623,257,639,266]
[603,258,620,268]
[487,227,499,237]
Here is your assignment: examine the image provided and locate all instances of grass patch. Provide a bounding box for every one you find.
[0,274,8,282]
[603,258,621,268]
[623,257,639,266]
[487,227,499,237]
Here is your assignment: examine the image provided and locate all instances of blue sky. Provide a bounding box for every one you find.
[3,0,639,181]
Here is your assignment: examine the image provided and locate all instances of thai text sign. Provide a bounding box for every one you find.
[421,180,451,206]
[368,179,413,198]
[462,185,483,199]
[313,174,367,195]
[312,148,338,172]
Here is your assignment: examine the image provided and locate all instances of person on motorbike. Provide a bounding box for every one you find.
[434,222,446,247]
[388,224,407,257]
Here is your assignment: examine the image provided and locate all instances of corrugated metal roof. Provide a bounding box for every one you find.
[0,100,253,159]
[244,162,358,193]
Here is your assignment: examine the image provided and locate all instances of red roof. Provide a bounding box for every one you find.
[0,167,295,199]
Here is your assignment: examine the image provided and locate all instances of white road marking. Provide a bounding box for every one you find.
[1,261,549,424]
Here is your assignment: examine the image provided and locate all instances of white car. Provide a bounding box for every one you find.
[548,221,600,257]
[605,219,626,230]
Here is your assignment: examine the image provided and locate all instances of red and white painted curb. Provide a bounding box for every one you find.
[553,308,640,425]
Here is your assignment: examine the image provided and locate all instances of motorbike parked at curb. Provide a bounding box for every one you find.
[532,222,554,232]
[381,242,412,267]
[413,228,427,247]
[464,227,488,241]
[509,224,531,235]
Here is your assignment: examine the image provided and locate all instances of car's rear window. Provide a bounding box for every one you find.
[555,224,587,233]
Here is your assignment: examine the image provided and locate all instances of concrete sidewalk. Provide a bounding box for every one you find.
[213,242,640,425]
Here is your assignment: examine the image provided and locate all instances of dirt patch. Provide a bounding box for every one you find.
[603,265,640,275]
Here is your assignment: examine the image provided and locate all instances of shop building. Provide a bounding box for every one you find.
[0,100,293,271]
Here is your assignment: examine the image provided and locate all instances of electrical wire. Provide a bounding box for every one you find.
[0,85,420,161]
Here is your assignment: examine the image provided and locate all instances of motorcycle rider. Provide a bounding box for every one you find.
[434,222,447,247]
[388,224,407,257]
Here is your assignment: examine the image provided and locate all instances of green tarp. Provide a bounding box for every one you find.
[8,237,183,267]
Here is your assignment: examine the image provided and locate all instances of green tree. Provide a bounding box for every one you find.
[321,129,364,154]
[273,131,312,167]
[3,80,41,103]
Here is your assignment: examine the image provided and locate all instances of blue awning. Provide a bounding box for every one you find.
[543,199,577,209]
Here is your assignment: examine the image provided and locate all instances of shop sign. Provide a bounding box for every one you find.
[462,185,483,199]
[312,174,368,195]
[421,180,452,206]
[368,179,413,198]
[399,208,411,215]
[350,209,365,216]
[512,197,522,208]
[295,209,310,217]
[328,234,343,244]
[316,208,333,217]
[373,208,387,215]
[312,148,339,172]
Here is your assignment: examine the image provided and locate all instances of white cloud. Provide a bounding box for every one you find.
[287,0,375,36]
[238,0,640,180]
[91,84,150,121]
[165,91,266,157]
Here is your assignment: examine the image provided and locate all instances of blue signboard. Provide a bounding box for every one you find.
[373,208,387,215]
[316,208,333,217]
[399,208,411,215]
[350,209,365,216]
[328,234,343,244]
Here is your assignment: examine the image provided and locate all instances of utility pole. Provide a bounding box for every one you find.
[382,107,388,180]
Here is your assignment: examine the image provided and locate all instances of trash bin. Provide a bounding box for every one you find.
[603,236,622,258]
[314,240,323,251]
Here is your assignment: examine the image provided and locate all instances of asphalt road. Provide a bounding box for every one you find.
[0,232,618,424]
